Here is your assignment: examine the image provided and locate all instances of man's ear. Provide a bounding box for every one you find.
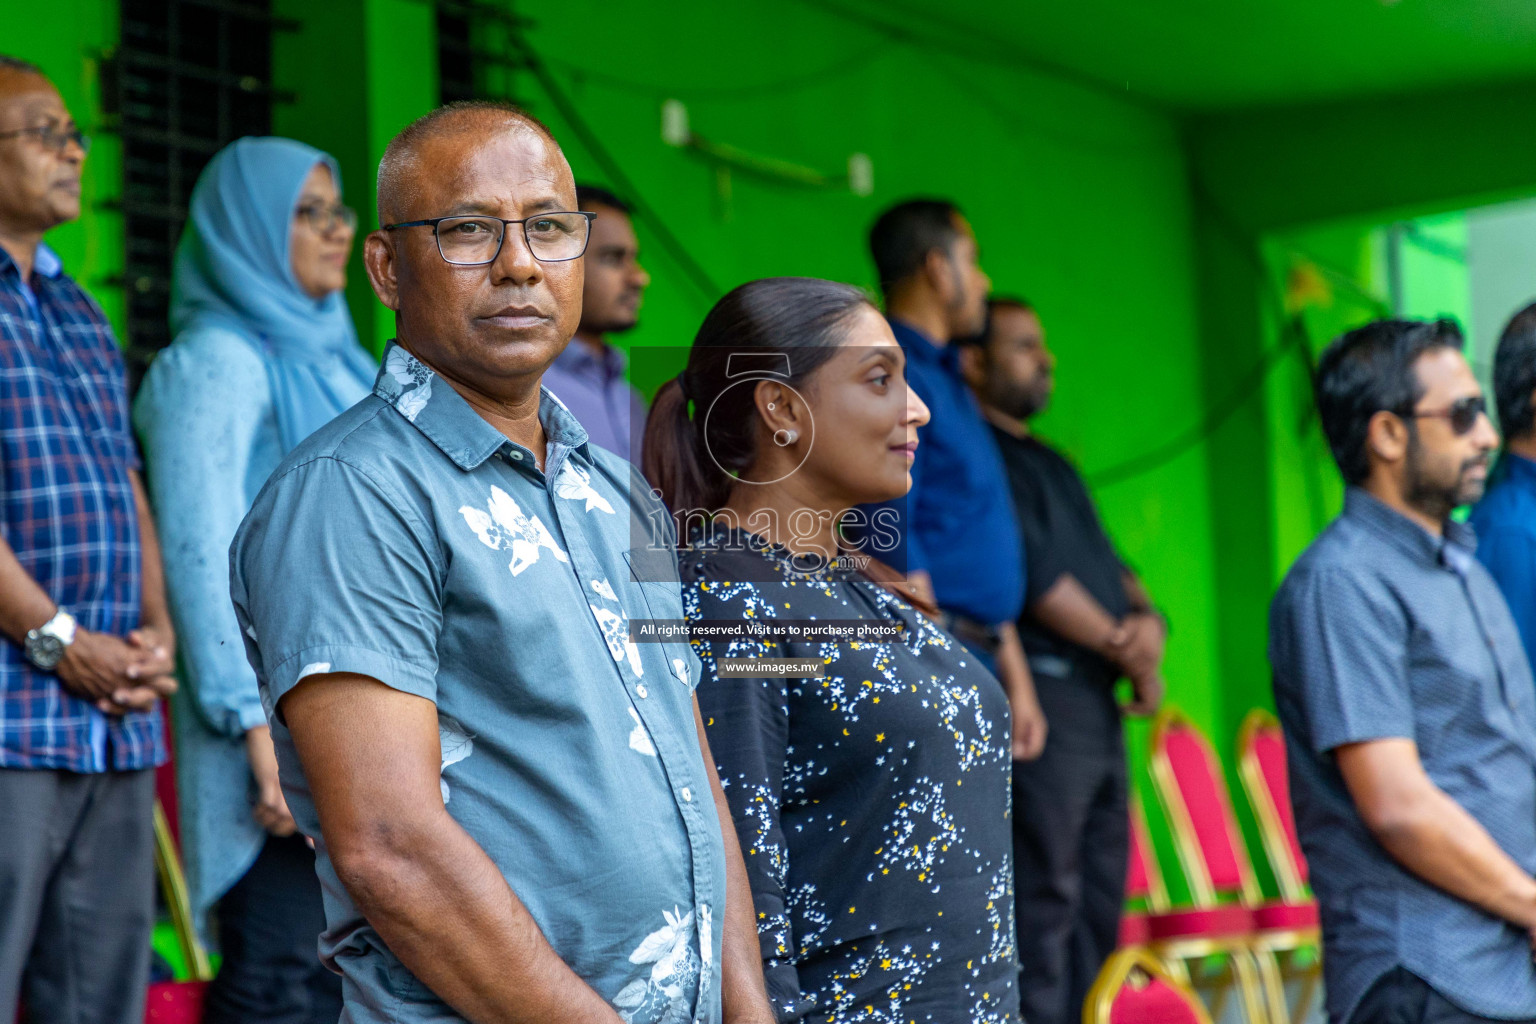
[922,248,954,305]
[956,343,987,391]
[364,230,400,312]
[1366,409,1411,467]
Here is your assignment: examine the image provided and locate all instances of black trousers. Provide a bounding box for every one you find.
[0,768,157,1024]
[202,834,341,1024]
[1349,968,1536,1024]
[1011,716,1128,1024]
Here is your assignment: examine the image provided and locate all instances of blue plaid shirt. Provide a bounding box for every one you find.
[0,244,163,772]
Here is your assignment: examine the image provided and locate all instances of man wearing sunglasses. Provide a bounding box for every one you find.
[1270,319,1536,1024]
[230,101,773,1024]
[0,55,178,1024]
[1471,304,1536,669]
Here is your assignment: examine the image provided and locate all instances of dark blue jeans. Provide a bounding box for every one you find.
[203,834,341,1024]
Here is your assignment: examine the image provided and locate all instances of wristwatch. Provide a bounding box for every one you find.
[24,609,77,671]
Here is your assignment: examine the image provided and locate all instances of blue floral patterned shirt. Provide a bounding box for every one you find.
[231,342,726,1024]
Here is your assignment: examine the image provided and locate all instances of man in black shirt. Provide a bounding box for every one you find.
[959,297,1167,1024]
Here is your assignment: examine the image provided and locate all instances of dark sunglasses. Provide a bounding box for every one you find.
[1402,395,1487,435]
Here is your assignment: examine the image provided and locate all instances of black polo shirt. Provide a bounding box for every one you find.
[992,426,1131,748]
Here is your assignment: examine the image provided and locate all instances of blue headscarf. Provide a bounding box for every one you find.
[170,136,377,453]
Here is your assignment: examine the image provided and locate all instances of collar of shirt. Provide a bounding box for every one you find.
[1,243,62,313]
[1343,487,1476,575]
[888,317,961,373]
[33,244,62,279]
[372,341,591,471]
[552,336,627,382]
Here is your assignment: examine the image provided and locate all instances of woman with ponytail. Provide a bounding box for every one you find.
[643,277,1020,1023]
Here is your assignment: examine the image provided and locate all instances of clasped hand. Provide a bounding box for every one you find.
[1102,612,1166,716]
[55,623,177,714]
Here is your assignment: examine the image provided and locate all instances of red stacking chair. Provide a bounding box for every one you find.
[1237,709,1323,1024]
[1083,947,1215,1024]
[1118,794,1169,947]
[1146,708,1277,1024]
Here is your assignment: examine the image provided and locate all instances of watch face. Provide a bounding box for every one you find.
[26,633,65,671]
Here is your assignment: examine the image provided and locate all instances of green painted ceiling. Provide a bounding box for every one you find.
[822,0,1536,111]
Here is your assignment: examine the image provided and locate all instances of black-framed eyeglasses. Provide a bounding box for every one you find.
[296,201,357,236]
[0,122,90,155]
[382,212,595,265]
[1401,395,1488,435]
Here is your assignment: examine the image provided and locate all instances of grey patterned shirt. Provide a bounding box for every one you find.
[231,343,726,1024]
[1269,488,1536,1023]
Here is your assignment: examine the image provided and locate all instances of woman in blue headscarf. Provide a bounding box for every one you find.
[134,136,375,1024]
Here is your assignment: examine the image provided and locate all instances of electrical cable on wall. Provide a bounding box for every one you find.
[510,34,724,303]
[1086,181,1350,488]
[1087,321,1308,487]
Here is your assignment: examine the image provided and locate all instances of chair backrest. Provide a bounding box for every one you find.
[1237,708,1310,901]
[154,702,182,850]
[1126,793,1169,911]
[1149,707,1260,906]
[1083,947,1214,1024]
[153,801,214,982]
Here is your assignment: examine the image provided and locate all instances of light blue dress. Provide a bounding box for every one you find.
[132,136,376,946]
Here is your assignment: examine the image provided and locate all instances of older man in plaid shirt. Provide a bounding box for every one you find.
[0,55,179,1024]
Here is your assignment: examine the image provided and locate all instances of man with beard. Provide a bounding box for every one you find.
[1270,319,1536,1024]
[542,185,650,464]
[958,297,1165,1024]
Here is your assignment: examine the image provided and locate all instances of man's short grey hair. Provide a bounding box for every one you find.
[0,55,44,77]
[376,100,558,225]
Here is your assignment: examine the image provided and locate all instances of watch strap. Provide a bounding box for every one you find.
[37,609,77,646]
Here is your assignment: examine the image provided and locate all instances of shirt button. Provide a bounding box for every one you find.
[510,451,525,461]
[680,787,693,802]
[636,684,648,699]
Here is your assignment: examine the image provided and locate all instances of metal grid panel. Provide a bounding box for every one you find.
[103,0,287,383]
[434,0,529,105]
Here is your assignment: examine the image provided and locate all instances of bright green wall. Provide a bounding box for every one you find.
[270,0,438,356]
[510,7,1221,889]
[33,0,1500,908]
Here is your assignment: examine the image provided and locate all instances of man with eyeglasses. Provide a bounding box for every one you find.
[0,54,178,1024]
[1271,319,1536,1024]
[230,100,774,1024]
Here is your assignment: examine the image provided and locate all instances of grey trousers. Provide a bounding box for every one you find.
[0,767,157,1024]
